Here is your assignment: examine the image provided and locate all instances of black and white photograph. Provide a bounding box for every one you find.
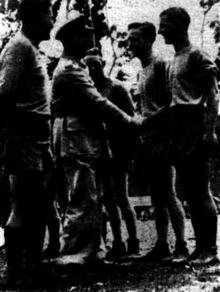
[0,0,219,291]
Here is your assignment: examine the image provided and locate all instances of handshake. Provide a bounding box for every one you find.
[130,113,153,132]
[131,114,145,127]
[130,108,169,133]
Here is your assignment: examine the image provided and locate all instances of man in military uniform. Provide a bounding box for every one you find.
[51,14,143,266]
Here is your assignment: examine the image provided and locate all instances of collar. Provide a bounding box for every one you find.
[62,52,87,69]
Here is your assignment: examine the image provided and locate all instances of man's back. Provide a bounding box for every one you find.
[0,33,50,117]
[0,32,50,140]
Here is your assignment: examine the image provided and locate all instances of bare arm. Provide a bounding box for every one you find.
[203,75,219,142]
[52,64,144,128]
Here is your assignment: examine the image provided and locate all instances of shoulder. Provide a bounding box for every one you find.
[189,45,207,56]
[0,34,35,72]
[53,58,93,86]
[188,46,217,74]
[3,33,32,57]
[111,78,129,94]
[0,33,35,70]
[188,46,213,63]
[55,58,80,76]
[111,78,125,89]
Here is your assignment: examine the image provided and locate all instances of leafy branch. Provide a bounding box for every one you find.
[200,0,220,45]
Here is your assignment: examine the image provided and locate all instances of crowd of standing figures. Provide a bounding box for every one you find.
[0,0,219,285]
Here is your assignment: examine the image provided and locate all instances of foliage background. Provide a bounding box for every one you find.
[0,0,219,88]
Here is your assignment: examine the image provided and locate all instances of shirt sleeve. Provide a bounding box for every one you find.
[52,62,133,126]
[80,80,133,126]
[190,49,218,87]
[111,83,135,116]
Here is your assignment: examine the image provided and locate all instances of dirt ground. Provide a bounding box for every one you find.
[1,209,220,292]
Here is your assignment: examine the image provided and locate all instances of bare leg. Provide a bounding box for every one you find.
[114,171,138,241]
[164,167,185,243]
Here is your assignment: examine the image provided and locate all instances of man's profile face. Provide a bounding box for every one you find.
[37,7,54,41]
[158,15,177,45]
[76,31,94,57]
[127,28,146,58]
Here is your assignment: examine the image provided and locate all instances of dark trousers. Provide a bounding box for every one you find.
[169,105,217,250]
[59,157,103,263]
[5,170,47,272]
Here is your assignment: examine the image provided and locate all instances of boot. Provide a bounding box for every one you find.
[190,246,220,266]
[127,237,140,255]
[162,240,189,265]
[105,240,127,261]
[137,240,171,263]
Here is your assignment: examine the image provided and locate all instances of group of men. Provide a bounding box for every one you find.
[127,10,219,266]
[0,0,219,284]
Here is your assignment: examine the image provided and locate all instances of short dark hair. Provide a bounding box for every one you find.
[128,21,156,43]
[160,7,190,31]
[18,0,51,23]
[128,22,142,31]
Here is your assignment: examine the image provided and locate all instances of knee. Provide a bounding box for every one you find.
[166,192,182,209]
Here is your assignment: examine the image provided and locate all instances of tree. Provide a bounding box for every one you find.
[71,0,108,46]
[0,0,20,13]
[0,0,7,13]
[200,0,220,46]
[209,18,220,44]
[0,0,20,52]
[53,0,109,47]
[7,0,18,12]
[105,25,131,76]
